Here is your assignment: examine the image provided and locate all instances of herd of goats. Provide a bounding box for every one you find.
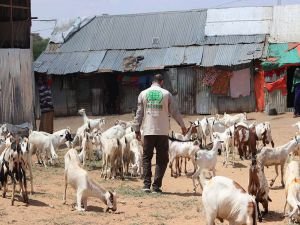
[1,109,300,224]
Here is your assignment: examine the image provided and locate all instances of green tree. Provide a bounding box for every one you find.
[32,33,49,60]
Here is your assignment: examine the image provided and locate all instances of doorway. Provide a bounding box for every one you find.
[104,74,119,114]
[287,67,296,108]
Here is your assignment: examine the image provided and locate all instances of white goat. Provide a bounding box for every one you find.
[63,148,117,212]
[202,176,258,225]
[192,139,223,192]
[102,124,127,140]
[91,133,121,179]
[194,117,210,147]
[78,129,95,167]
[220,112,248,127]
[78,108,105,131]
[257,136,300,187]
[212,127,234,167]
[129,139,143,177]
[284,160,300,222]
[168,139,200,177]
[120,132,137,176]
[255,122,274,148]
[28,132,58,166]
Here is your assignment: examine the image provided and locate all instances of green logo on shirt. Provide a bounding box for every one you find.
[146,90,163,109]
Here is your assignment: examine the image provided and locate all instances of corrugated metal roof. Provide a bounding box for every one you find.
[203,35,265,45]
[56,10,207,52]
[34,46,204,74]
[201,43,264,66]
[205,7,272,36]
[80,51,106,73]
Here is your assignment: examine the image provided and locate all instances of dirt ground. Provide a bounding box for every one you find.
[1,112,299,225]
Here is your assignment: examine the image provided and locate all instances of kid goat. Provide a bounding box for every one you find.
[63,148,117,212]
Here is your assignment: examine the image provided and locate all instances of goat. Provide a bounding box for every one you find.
[19,137,34,194]
[78,129,95,167]
[234,124,250,160]
[194,117,210,147]
[255,122,274,148]
[170,122,199,176]
[168,138,200,177]
[0,139,29,205]
[192,139,223,192]
[90,132,122,179]
[78,108,105,131]
[221,112,248,127]
[212,127,234,167]
[284,160,300,223]
[248,157,272,221]
[63,148,117,212]
[102,124,127,140]
[257,136,300,187]
[120,132,137,177]
[129,139,143,177]
[29,128,73,166]
[202,176,258,225]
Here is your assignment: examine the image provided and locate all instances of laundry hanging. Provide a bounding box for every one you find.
[230,68,251,98]
[211,70,232,96]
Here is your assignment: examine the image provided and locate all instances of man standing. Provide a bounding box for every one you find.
[133,74,186,193]
[38,76,54,133]
[292,68,300,118]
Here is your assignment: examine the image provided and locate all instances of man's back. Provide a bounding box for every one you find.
[139,84,170,136]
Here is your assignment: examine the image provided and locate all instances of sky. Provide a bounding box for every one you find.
[31,0,300,38]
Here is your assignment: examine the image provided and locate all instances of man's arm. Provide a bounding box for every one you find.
[168,93,186,133]
[133,92,144,132]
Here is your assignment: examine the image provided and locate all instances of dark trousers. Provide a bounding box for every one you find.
[143,135,169,189]
[295,84,300,115]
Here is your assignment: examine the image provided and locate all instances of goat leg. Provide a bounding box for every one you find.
[11,179,16,206]
[270,165,279,187]
[256,199,263,222]
[280,164,285,188]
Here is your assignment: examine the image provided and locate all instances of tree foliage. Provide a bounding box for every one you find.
[32,33,49,60]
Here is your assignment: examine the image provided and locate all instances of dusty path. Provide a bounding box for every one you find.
[1,112,299,225]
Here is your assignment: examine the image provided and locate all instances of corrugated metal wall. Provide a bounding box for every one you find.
[264,90,287,114]
[195,68,218,115]
[0,49,35,125]
[177,67,196,114]
[119,85,140,114]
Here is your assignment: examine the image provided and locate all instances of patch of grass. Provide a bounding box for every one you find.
[149,211,174,220]
[116,185,149,197]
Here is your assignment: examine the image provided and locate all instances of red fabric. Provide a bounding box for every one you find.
[47,78,53,87]
[264,75,287,96]
[211,71,232,95]
[254,70,265,112]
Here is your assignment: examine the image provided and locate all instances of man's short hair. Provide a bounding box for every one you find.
[153,74,164,82]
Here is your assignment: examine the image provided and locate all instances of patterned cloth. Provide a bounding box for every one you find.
[39,84,54,113]
[202,68,219,86]
[211,70,232,95]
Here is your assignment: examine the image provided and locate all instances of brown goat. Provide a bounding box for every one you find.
[234,125,250,160]
[248,157,272,221]
[249,126,258,157]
